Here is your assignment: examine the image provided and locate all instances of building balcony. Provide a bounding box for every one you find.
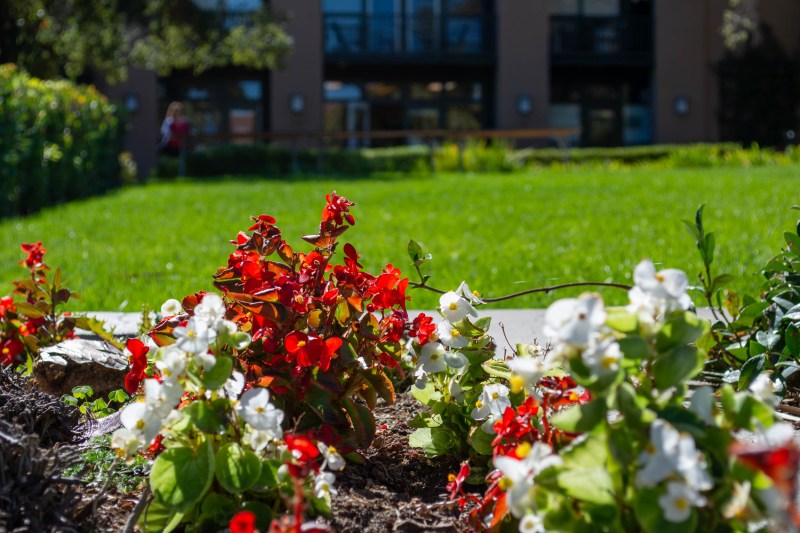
[550,15,652,66]
[324,13,494,65]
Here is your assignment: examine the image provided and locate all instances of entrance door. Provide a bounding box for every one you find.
[346,102,370,148]
[583,106,621,146]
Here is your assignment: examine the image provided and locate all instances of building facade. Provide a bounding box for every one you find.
[104,0,800,176]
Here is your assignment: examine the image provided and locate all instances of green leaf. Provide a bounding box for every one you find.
[201,355,233,390]
[408,427,459,457]
[200,492,237,524]
[467,426,495,456]
[408,239,424,263]
[786,231,800,253]
[785,326,800,356]
[482,360,512,380]
[615,382,656,429]
[738,354,766,390]
[139,498,185,533]
[618,337,651,360]
[711,273,735,293]
[183,399,228,434]
[150,437,214,511]
[342,397,376,449]
[551,397,607,433]
[410,382,440,406]
[252,460,280,491]
[362,371,396,404]
[215,443,262,494]
[652,345,705,390]
[14,301,47,319]
[473,316,491,330]
[606,309,638,334]
[72,385,94,399]
[655,311,707,352]
[557,432,614,505]
[701,232,716,266]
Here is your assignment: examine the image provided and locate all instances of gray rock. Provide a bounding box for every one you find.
[33,339,128,399]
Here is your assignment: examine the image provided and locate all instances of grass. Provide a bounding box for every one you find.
[0,165,798,312]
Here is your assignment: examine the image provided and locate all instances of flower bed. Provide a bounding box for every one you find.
[1,194,799,533]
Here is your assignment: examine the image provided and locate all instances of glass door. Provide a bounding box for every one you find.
[406,0,440,53]
[346,102,371,148]
[369,0,400,52]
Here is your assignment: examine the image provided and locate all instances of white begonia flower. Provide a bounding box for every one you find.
[224,371,245,398]
[506,356,546,395]
[722,481,751,520]
[636,419,712,491]
[413,365,428,390]
[110,427,144,459]
[194,352,217,371]
[456,281,485,305]
[443,350,468,369]
[439,291,476,323]
[144,378,183,416]
[689,385,715,425]
[174,317,217,354]
[721,368,741,384]
[437,320,469,349]
[155,346,187,381]
[419,342,448,374]
[544,294,606,347]
[238,388,284,437]
[754,421,795,447]
[471,383,512,434]
[245,428,276,452]
[314,472,337,499]
[160,298,182,316]
[318,443,345,471]
[581,337,622,376]
[494,442,563,517]
[120,401,162,444]
[627,260,692,322]
[448,379,465,402]
[194,293,226,323]
[520,343,543,358]
[658,481,707,523]
[749,372,780,406]
[218,319,238,336]
[518,512,545,533]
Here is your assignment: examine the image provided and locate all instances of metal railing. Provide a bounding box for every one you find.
[324,13,492,58]
[550,15,652,62]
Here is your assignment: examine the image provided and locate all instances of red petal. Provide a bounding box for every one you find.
[284,331,308,354]
[229,510,256,533]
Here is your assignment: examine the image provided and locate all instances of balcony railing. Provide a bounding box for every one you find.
[324,13,493,61]
[550,15,652,64]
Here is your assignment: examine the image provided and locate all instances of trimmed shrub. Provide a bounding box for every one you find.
[0,64,124,218]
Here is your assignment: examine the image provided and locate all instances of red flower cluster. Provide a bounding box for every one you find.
[409,313,436,345]
[20,241,46,270]
[124,338,150,393]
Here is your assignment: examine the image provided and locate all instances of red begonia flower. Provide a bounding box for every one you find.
[229,510,257,533]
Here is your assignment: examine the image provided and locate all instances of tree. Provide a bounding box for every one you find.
[0,0,293,84]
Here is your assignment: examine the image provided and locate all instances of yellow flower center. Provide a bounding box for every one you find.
[451,329,461,338]
[491,392,500,400]
[601,355,618,369]
[187,330,197,339]
[1,348,9,355]
[475,400,483,408]
[430,353,439,361]
[255,406,265,413]
[656,273,665,282]
[510,375,525,394]
[646,443,656,454]
[473,290,480,297]
[498,477,513,490]
[449,302,459,311]
[297,340,306,348]
[516,442,532,458]
[577,312,586,320]
[675,497,687,511]
[328,445,338,454]
[136,420,145,430]
[448,473,457,483]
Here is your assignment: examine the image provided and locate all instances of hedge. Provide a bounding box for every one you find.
[0,64,124,218]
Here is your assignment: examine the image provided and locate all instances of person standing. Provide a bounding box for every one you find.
[159,102,190,157]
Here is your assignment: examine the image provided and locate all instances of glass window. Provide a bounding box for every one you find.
[324,81,363,101]
[237,80,262,101]
[446,0,480,15]
[446,104,481,130]
[410,82,441,100]
[324,0,362,12]
[584,0,620,16]
[365,82,402,100]
[446,18,482,52]
[549,0,579,15]
[224,0,260,12]
[409,107,440,130]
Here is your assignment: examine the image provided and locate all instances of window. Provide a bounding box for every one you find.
[324,0,363,12]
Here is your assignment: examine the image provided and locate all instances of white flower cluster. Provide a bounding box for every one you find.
[542,259,693,376]
[637,419,712,522]
[111,295,281,459]
[409,282,482,395]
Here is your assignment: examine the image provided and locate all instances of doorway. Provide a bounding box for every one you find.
[346,102,371,148]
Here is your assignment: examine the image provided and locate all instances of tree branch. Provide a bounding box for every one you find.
[408,280,632,304]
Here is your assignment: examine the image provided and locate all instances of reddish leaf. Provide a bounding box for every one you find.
[342,397,376,449]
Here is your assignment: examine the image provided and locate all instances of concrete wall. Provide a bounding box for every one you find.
[101,67,159,179]
[758,0,800,55]
[653,0,727,144]
[269,0,323,139]
[495,2,549,130]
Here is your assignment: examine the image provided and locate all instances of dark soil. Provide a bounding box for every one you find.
[331,393,473,532]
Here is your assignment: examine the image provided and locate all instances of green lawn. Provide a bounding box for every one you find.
[0,165,797,312]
